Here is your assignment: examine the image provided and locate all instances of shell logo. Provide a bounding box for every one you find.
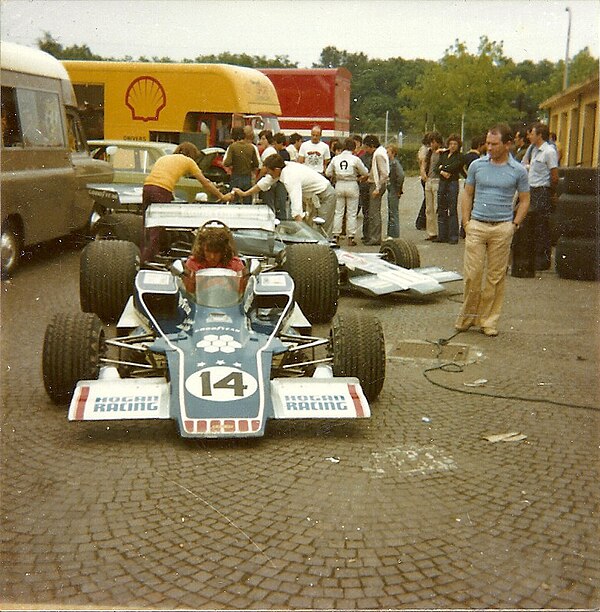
[124,76,167,122]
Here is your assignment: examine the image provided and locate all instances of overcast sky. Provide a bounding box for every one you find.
[1,0,598,66]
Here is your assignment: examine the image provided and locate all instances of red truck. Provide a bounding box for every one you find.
[260,68,351,138]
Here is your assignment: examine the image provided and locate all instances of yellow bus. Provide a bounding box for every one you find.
[62,61,281,148]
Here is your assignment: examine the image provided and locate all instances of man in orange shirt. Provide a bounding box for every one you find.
[141,141,232,261]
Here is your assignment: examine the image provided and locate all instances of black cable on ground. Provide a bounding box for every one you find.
[421,332,599,412]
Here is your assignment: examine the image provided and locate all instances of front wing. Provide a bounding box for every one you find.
[68,371,370,438]
[336,249,462,296]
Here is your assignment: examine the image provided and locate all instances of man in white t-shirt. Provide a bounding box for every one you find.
[231,154,336,235]
[286,133,302,162]
[298,125,330,174]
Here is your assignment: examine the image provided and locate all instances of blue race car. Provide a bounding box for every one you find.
[42,210,385,439]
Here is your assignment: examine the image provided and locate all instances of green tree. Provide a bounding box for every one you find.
[567,47,599,85]
[399,37,526,139]
[36,32,297,67]
[313,46,431,133]
[189,51,297,68]
[37,31,104,60]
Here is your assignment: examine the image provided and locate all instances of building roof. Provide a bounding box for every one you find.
[539,75,599,109]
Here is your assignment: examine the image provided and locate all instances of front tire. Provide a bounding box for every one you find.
[380,238,421,268]
[282,244,339,323]
[331,311,385,402]
[80,239,140,322]
[43,312,105,404]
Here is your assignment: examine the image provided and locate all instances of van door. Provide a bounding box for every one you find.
[66,109,113,232]
[1,83,75,245]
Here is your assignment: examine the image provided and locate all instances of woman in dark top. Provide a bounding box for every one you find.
[436,134,465,244]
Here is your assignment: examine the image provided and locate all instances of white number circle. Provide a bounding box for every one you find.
[185,366,258,401]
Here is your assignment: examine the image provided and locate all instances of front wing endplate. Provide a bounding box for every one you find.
[271,377,370,419]
[68,378,170,421]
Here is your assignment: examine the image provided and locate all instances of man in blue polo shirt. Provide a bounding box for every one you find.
[455,124,530,337]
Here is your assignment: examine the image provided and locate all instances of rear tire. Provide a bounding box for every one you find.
[557,167,599,196]
[43,312,105,404]
[555,237,599,281]
[553,193,599,239]
[331,311,385,402]
[95,213,143,247]
[282,244,339,323]
[380,238,421,268]
[80,240,140,322]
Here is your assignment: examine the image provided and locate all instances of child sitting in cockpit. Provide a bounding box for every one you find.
[183,224,245,294]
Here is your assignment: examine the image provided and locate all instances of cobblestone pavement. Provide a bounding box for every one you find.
[1,178,598,609]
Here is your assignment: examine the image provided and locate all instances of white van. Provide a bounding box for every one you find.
[1,41,112,276]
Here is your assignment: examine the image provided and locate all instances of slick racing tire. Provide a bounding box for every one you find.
[331,311,385,402]
[80,239,140,323]
[555,236,599,281]
[1,221,22,278]
[95,213,143,247]
[43,312,105,404]
[379,238,421,269]
[553,193,599,239]
[282,243,339,324]
[557,167,599,196]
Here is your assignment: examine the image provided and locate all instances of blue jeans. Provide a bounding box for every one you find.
[387,188,400,238]
[230,174,252,204]
[261,182,290,220]
[437,180,459,242]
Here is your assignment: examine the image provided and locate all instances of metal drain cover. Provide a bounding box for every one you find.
[389,340,474,363]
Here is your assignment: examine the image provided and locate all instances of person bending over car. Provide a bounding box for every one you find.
[141,141,234,262]
[183,225,246,293]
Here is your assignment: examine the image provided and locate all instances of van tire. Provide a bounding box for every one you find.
[380,238,421,268]
[555,237,599,281]
[282,244,339,324]
[80,240,140,322]
[1,222,22,278]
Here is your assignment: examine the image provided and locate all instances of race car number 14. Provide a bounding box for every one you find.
[185,366,258,401]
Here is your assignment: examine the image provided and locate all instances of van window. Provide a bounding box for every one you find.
[67,111,88,152]
[1,86,23,147]
[16,88,65,147]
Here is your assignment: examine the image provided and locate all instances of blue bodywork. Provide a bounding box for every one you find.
[133,268,294,437]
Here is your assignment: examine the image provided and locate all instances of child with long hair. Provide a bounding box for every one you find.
[183,225,245,293]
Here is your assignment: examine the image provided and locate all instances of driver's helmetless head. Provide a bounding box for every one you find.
[192,225,237,267]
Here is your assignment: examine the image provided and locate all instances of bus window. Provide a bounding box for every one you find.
[1,86,22,147]
[16,89,65,147]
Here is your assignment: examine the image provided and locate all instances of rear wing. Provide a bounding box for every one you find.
[145,203,277,231]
